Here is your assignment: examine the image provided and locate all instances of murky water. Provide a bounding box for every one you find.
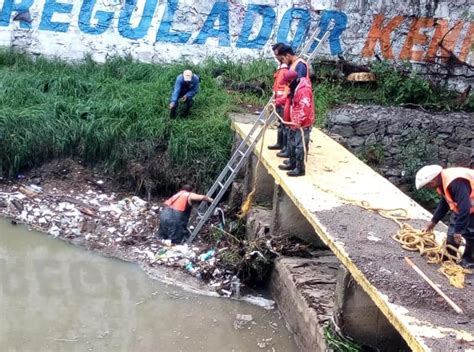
[0,219,298,352]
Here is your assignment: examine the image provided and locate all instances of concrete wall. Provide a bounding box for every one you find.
[327,104,474,186]
[270,255,338,352]
[333,265,408,351]
[0,0,472,89]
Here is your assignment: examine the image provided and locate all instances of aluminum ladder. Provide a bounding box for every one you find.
[186,23,334,244]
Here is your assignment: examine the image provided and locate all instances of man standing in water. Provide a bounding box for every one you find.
[158,183,212,244]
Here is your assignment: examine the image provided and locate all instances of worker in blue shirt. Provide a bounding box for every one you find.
[169,70,200,118]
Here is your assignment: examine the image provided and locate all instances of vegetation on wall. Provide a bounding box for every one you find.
[400,131,440,206]
[312,60,472,127]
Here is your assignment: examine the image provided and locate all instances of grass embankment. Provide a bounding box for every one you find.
[0,51,275,194]
[1,50,470,195]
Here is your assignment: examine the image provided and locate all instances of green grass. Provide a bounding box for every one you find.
[0,50,469,194]
[0,51,243,193]
[324,325,362,352]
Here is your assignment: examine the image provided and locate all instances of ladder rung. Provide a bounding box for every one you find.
[228,166,235,173]
[238,150,245,156]
[218,181,224,188]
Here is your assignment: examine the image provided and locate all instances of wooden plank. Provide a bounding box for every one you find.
[232,117,474,352]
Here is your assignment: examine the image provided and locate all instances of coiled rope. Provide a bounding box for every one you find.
[239,105,470,288]
[315,186,471,288]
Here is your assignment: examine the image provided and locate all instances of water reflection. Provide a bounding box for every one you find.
[0,219,298,352]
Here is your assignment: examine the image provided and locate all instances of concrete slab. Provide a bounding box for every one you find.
[232,114,474,352]
[271,184,326,247]
[334,265,408,350]
[243,154,275,205]
[270,254,338,352]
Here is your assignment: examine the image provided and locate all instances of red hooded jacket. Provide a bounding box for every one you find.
[288,77,314,129]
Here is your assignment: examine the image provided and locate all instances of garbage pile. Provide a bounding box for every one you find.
[0,181,243,297]
[0,162,313,299]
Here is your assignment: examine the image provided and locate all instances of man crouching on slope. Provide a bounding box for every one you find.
[277,70,315,177]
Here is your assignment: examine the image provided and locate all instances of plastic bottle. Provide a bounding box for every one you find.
[231,276,241,299]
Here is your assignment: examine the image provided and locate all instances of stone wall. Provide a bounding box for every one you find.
[0,0,472,90]
[326,104,473,185]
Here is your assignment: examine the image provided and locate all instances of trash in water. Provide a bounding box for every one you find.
[233,314,253,330]
[199,249,215,261]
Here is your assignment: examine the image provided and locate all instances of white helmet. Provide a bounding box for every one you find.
[415,165,443,190]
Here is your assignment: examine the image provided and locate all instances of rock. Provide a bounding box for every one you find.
[355,120,378,135]
[330,124,354,138]
[455,126,473,141]
[328,111,353,125]
[348,136,365,148]
[365,133,377,145]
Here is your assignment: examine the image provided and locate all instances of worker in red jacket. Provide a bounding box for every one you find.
[277,70,315,177]
[416,165,474,268]
[158,183,213,243]
[272,42,310,159]
[268,59,289,152]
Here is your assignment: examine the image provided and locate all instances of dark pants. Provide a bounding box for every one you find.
[288,127,311,170]
[170,88,194,119]
[275,106,288,150]
[447,213,474,242]
[158,207,191,244]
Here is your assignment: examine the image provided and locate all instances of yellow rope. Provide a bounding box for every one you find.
[315,185,471,288]
[239,105,470,287]
[238,107,272,218]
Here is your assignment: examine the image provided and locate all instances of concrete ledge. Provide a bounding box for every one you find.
[334,265,409,351]
[271,184,326,247]
[270,254,338,352]
[232,116,474,351]
[243,154,275,205]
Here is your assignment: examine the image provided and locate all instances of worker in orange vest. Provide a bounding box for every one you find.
[272,43,310,159]
[416,165,474,268]
[267,48,289,152]
[158,183,213,244]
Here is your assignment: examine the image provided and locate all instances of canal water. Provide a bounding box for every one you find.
[0,219,298,352]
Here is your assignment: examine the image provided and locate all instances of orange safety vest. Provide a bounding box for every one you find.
[273,64,289,99]
[437,168,474,214]
[164,191,191,212]
[285,57,310,99]
[289,58,310,79]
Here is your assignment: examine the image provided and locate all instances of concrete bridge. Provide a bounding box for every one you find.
[231,113,473,352]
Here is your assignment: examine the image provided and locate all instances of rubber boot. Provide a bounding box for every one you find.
[287,160,305,177]
[268,128,283,150]
[461,239,474,269]
[277,149,290,158]
[278,162,295,171]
